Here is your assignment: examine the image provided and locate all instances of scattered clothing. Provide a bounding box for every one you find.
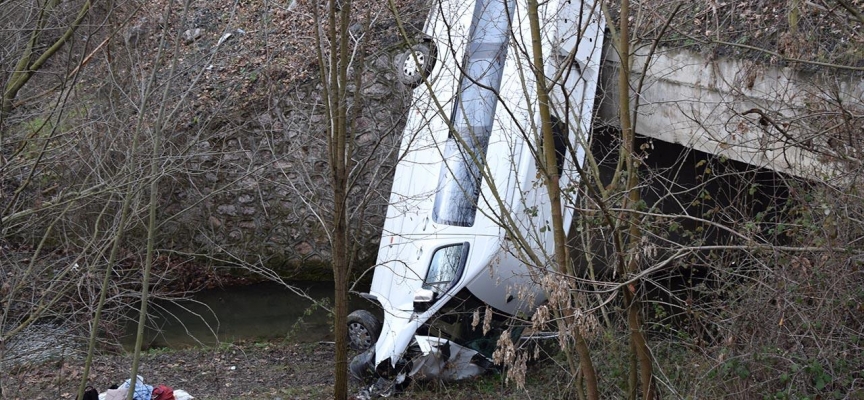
[97,375,192,400]
[102,387,128,400]
[172,390,193,400]
[82,386,99,400]
[120,375,153,400]
[152,384,175,400]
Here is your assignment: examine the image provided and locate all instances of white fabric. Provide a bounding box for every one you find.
[99,387,193,400]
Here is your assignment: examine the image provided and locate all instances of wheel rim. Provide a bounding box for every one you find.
[348,321,373,350]
[401,51,426,78]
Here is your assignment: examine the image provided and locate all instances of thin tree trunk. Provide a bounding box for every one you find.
[525,0,598,398]
[326,0,354,397]
[618,0,655,398]
[332,216,350,399]
[126,1,189,397]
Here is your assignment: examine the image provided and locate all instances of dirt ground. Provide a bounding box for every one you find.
[2,340,561,400]
[4,341,336,399]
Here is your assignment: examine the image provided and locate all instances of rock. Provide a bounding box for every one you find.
[294,241,314,255]
[239,177,258,189]
[125,19,149,47]
[375,55,391,70]
[357,132,375,145]
[257,113,273,127]
[217,205,237,216]
[1,324,81,370]
[183,28,203,44]
[355,117,370,130]
[208,216,223,228]
[362,83,390,99]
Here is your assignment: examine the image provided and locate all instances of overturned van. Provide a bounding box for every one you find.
[348,0,605,390]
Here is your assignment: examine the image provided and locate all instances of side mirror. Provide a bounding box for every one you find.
[413,288,435,303]
[413,288,436,312]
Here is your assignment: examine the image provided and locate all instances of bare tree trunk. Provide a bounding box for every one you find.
[617,0,655,398]
[332,213,350,399]
[125,1,189,397]
[314,0,355,397]
[526,0,598,398]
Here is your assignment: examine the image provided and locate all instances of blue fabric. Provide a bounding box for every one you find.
[119,375,153,400]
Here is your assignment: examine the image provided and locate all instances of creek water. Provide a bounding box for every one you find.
[120,281,373,350]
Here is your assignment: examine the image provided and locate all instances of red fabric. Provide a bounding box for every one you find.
[152,385,175,400]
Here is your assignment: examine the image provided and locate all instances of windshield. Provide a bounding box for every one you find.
[432,0,515,227]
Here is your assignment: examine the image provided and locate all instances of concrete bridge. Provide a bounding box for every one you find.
[598,43,864,179]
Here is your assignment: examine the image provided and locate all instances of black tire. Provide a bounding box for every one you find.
[347,309,381,351]
[394,43,436,88]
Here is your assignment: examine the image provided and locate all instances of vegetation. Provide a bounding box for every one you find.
[386,0,863,399]
[0,0,862,399]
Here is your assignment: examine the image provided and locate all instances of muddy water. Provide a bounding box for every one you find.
[121,281,375,350]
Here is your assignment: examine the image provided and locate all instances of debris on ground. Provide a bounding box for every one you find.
[95,375,193,400]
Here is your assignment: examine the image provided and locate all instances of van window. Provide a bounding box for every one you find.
[432,0,515,227]
[423,243,470,294]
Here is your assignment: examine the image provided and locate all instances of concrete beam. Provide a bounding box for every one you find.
[598,43,864,179]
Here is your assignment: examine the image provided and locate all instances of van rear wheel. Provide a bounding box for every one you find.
[347,310,381,351]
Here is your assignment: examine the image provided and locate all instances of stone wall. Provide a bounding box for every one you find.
[162,54,413,276]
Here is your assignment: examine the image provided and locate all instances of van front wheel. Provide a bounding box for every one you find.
[347,310,381,351]
[394,43,435,88]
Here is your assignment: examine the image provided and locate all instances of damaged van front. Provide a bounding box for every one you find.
[348,0,605,393]
[351,233,540,390]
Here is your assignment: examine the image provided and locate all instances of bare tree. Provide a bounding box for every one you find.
[309,1,414,397]
[0,0,331,396]
[0,0,860,397]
